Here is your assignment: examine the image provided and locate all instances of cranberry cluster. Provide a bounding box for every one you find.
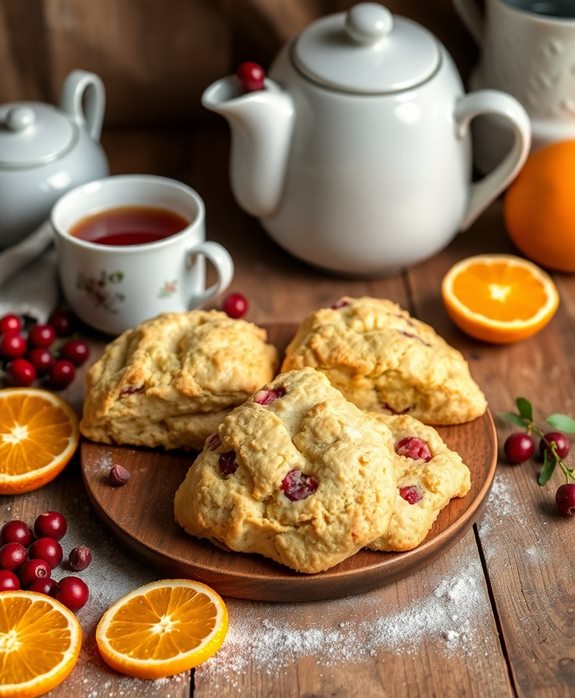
[0,310,90,389]
[0,511,90,611]
[505,430,575,516]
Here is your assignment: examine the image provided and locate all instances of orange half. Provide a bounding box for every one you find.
[441,254,559,344]
[96,579,229,679]
[0,388,79,494]
[0,591,82,698]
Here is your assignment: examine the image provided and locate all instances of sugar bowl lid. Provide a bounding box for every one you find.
[0,103,75,168]
[292,2,440,94]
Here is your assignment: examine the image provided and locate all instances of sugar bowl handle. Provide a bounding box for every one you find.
[455,89,531,230]
[60,70,106,142]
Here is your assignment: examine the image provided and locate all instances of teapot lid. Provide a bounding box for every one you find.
[0,103,75,168]
[293,3,440,94]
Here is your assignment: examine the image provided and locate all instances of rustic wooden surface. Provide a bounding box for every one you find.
[1,125,574,697]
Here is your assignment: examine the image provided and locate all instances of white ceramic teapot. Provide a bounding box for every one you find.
[0,70,109,249]
[203,3,531,276]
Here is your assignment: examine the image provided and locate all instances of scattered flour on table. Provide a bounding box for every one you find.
[202,555,491,683]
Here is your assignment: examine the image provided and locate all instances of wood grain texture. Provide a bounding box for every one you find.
[408,201,575,698]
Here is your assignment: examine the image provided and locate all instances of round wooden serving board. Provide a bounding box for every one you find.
[81,324,498,602]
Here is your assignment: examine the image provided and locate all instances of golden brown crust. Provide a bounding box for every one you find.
[281,297,487,425]
[80,311,279,450]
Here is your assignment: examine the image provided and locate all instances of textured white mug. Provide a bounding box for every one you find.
[454,0,575,169]
[52,175,234,335]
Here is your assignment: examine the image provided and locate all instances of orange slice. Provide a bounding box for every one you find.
[0,388,79,494]
[96,579,229,679]
[441,254,559,344]
[0,591,82,698]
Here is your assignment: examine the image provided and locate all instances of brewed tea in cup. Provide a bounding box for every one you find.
[52,175,234,335]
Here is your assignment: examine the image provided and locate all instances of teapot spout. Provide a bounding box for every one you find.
[202,77,294,218]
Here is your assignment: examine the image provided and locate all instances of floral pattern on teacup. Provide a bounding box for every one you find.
[76,270,125,314]
[158,280,178,299]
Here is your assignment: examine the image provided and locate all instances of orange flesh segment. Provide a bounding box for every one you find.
[105,586,218,659]
[451,261,549,322]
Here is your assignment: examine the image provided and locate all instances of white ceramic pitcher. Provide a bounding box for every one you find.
[454,0,575,169]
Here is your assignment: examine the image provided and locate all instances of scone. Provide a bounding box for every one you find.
[80,311,278,450]
[281,296,487,425]
[174,368,397,574]
[369,413,471,552]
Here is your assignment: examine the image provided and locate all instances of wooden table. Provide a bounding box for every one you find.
[2,127,574,697]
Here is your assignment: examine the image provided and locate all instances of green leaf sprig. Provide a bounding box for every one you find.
[499,397,575,486]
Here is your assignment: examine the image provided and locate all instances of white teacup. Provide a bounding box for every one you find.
[51,175,234,335]
[454,0,575,170]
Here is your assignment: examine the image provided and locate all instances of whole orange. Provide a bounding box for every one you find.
[504,140,575,272]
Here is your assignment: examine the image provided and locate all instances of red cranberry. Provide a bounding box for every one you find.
[19,559,51,587]
[504,432,535,464]
[28,323,56,348]
[0,333,27,360]
[28,537,63,569]
[254,387,286,405]
[222,292,249,319]
[27,577,58,595]
[0,314,22,335]
[399,485,424,504]
[556,483,575,516]
[218,451,239,477]
[395,437,432,462]
[0,542,28,571]
[28,347,54,375]
[0,569,20,590]
[235,62,265,92]
[55,576,89,611]
[49,359,76,389]
[280,469,319,501]
[47,310,75,337]
[1,520,33,547]
[34,511,68,540]
[540,431,570,460]
[6,358,37,387]
[60,338,90,366]
[68,545,92,572]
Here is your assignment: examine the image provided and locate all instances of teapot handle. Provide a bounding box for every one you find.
[452,0,484,47]
[455,90,531,230]
[60,70,105,142]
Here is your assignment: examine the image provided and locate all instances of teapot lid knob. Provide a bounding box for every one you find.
[6,106,36,132]
[345,3,393,45]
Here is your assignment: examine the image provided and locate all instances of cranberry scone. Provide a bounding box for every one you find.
[369,413,471,552]
[80,311,278,450]
[174,368,397,574]
[281,296,487,425]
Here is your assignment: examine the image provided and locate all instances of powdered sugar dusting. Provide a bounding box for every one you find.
[476,470,525,537]
[201,556,490,685]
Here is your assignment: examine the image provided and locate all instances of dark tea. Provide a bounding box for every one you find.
[70,206,189,246]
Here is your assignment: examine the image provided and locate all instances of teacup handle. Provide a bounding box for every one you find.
[186,241,234,307]
[455,90,531,230]
[452,0,484,47]
[60,70,106,142]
